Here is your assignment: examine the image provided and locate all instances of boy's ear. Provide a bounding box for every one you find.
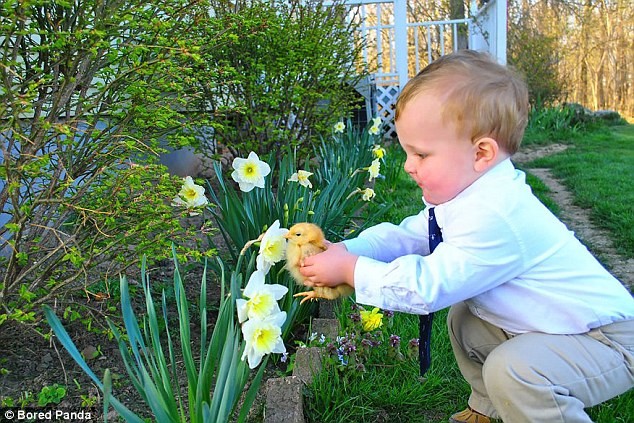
[473,137,500,172]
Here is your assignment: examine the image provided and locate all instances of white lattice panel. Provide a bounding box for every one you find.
[376,85,400,138]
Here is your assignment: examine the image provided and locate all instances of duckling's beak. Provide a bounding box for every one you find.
[283,232,293,239]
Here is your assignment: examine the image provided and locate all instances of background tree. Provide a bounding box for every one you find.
[0,0,220,326]
[364,0,633,116]
[203,0,365,158]
[507,0,564,106]
[449,0,468,50]
[408,0,465,67]
[507,0,633,116]
[0,0,376,327]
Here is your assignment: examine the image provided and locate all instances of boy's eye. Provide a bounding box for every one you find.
[417,153,428,159]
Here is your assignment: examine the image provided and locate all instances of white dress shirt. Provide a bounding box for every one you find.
[344,159,634,334]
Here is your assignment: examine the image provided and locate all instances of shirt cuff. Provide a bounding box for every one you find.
[342,237,376,258]
[353,256,386,305]
[352,256,431,315]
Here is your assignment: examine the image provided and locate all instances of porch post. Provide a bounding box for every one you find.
[394,0,409,90]
[496,0,507,65]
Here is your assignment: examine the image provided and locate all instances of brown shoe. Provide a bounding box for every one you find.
[448,406,491,423]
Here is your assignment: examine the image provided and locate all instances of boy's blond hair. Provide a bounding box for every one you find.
[395,50,529,155]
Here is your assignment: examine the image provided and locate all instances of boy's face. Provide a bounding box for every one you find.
[395,90,483,205]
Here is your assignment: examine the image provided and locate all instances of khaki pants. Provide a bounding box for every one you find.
[447,302,634,422]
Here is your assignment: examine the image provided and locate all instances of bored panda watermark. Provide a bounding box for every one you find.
[1,408,101,422]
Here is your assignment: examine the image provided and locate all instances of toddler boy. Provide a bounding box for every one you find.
[300,50,634,422]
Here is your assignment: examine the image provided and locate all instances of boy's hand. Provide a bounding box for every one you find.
[299,242,357,288]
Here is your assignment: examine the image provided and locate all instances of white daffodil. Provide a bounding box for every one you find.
[236,270,288,323]
[372,145,386,159]
[372,117,381,127]
[256,220,289,273]
[231,151,271,192]
[367,158,381,181]
[333,121,345,133]
[241,310,287,369]
[288,170,313,189]
[171,176,208,214]
[368,125,380,135]
[361,187,376,201]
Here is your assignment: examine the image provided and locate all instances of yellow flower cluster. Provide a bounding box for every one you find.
[360,307,384,332]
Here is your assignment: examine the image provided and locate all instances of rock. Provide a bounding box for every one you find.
[317,299,337,318]
[264,376,304,423]
[592,110,623,123]
[160,147,202,177]
[292,347,323,385]
[310,318,340,341]
[80,345,99,361]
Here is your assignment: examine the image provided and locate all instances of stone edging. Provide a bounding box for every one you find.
[263,301,342,423]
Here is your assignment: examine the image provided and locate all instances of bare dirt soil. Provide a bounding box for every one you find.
[0,261,213,420]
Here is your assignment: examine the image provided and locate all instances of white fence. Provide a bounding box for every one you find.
[341,0,507,137]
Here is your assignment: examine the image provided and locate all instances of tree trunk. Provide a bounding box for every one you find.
[449,0,467,50]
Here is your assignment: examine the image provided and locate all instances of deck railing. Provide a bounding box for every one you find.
[337,0,507,136]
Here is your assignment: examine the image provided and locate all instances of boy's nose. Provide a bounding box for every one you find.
[403,156,415,175]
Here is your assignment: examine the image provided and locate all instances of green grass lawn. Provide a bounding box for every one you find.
[526,124,634,259]
[304,123,634,422]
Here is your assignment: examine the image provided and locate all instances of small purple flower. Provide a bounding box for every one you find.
[342,343,357,355]
[280,352,289,363]
[407,337,420,358]
[327,342,338,355]
[365,332,381,347]
[349,312,361,322]
[389,334,401,348]
[383,310,394,318]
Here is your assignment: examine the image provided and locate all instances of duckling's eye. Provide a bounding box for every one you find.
[295,233,302,236]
